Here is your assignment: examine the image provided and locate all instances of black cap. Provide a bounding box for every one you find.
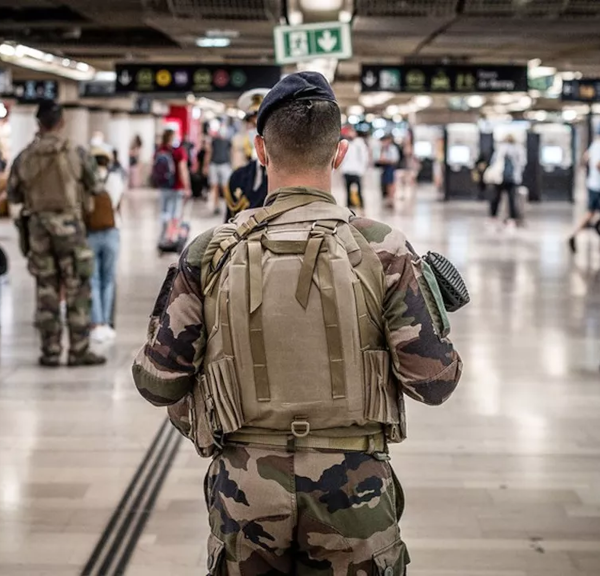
[35,100,62,120]
[256,71,337,135]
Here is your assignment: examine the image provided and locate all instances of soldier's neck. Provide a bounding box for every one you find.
[266,170,332,196]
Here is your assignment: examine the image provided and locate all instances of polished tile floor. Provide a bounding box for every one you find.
[0,172,598,575]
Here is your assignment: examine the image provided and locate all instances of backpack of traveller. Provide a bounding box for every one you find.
[176,190,407,457]
[84,190,115,232]
[151,149,176,189]
[503,152,515,184]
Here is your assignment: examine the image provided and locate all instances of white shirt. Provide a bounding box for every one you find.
[341,138,370,176]
[587,139,600,191]
[100,167,126,228]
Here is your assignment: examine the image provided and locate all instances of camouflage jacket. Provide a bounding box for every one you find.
[7,133,99,210]
[132,191,462,433]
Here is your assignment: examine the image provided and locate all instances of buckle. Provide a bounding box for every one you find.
[291,419,310,438]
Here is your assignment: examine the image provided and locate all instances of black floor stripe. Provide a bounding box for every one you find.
[97,425,177,575]
[113,431,182,575]
[80,418,170,576]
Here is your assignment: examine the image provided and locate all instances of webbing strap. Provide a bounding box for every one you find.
[219,290,234,357]
[317,247,346,399]
[248,240,263,314]
[295,236,324,309]
[353,281,371,350]
[249,307,270,402]
[261,238,309,255]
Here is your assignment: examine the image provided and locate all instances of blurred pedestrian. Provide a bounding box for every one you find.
[7,100,105,367]
[569,126,600,253]
[375,133,400,207]
[206,125,232,215]
[340,126,369,211]
[128,134,143,188]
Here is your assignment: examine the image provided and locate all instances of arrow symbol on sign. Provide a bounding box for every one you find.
[119,71,132,86]
[363,71,376,87]
[317,30,338,53]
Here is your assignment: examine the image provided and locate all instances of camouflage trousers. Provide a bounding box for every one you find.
[27,213,94,360]
[204,445,410,575]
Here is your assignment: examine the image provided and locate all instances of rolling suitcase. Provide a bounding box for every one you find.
[158,200,191,255]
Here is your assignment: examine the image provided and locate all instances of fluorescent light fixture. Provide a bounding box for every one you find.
[466,95,486,108]
[300,0,343,10]
[347,104,364,116]
[339,10,352,22]
[562,109,577,122]
[413,95,432,109]
[94,71,117,82]
[0,42,95,80]
[196,37,231,48]
[289,10,303,25]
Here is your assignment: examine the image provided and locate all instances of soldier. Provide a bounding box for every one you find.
[133,72,462,574]
[224,88,269,221]
[8,100,105,367]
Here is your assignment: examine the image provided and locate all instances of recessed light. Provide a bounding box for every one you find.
[196,37,231,48]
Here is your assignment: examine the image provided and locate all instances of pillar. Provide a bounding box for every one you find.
[63,106,90,149]
[107,112,131,172]
[8,104,37,159]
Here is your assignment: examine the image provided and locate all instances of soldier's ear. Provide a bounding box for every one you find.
[333,139,349,170]
[255,135,268,167]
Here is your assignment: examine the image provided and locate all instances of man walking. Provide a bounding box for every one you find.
[340,126,369,211]
[8,101,105,367]
[133,72,462,574]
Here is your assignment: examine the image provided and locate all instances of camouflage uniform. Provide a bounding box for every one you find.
[8,134,98,363]
[133,191,462,574]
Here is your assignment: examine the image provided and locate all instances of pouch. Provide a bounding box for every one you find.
[363,350,399,426]
[74,246,95,280]
[372,538,410,575]
[206,533,226,575]
[204,358,244,434]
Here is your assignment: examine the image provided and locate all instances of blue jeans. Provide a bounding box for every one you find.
[159,189,184,236]
[88,228,120,325]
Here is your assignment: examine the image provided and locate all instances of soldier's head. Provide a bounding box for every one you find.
[255,72,348,184]
[36,100,64,133]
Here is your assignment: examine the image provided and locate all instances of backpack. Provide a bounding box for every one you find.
[182,191,404,456]
[85,191,115,232]
[503,153,515,184]
[151,150,176,189]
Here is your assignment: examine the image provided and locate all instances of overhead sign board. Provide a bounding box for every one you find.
[562,78,600,102]
[12,80,59,102]
[274,21,352,65]
[79,80,116,98]
[115,64,281,94]
[361,64,528,93]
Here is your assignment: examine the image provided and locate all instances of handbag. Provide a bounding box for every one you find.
[483,157,504,185]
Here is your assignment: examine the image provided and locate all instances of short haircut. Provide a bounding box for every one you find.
[162,129,175,147]
[262,100,341,171]
[37,102,63,130]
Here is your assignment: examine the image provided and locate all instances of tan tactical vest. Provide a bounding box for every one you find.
[20,135,83,214]
[191,189,404,454]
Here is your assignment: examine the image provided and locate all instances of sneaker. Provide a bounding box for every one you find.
[91,326,108,343]
[103,326,117,341]
[568,236,577,254]
[39,356,61,368]
[68,351,107,367]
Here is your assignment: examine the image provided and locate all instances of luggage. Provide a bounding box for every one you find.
[158,219,190,255]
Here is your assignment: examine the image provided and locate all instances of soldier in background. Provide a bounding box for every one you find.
[133,73,462,574]
[8,101,105,367]
[224,88,269,220]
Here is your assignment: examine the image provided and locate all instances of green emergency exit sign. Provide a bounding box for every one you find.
[274,22,352,65]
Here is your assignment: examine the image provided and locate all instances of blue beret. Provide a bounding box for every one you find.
[256,71,337,135]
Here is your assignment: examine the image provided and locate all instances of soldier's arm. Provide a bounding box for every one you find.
[6,151,25,211]
[353,219,462,406]
[132,231,213,406]
[77,146,99,194]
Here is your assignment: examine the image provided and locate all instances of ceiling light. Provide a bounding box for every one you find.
[466,95,486,108]
[289,10,303,25]
[196,37,231,48]
[359,92,394,108]
[529,65,556,79]
[348,114,360,125]
[44,54,54,62]
[62,58,71,67]
[393,114,403,123]
[94,71,116,82]
[372,118,387,129]
[413,95,432,109]
[347,104,364,116]
[385,104,400,116]
[534,111,548,122]
[300,0,343,10]
[528,58,542,68]
[365,113,375,122]
[76,62,90,72]
[0,103,7,119]
[186,94,195,103]
[562,109,577,122]
[0,44,16,56]
[339,10,352,22]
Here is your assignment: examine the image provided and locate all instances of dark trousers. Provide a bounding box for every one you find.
[490,181,518,220]
[344,174,363,208]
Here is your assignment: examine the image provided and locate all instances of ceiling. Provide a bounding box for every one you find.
[1,0,600,109]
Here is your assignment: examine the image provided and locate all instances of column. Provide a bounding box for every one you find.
[63,106,90,149]
[107,112,131,173]
[8,104,37,159]
[88,108,112,144]
[129,114,156,185]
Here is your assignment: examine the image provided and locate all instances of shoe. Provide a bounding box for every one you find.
[68,351,107,367]
[103,326,117,341]
[568,236,577,254]
[39,356,61,368]
[91,326,108,343]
